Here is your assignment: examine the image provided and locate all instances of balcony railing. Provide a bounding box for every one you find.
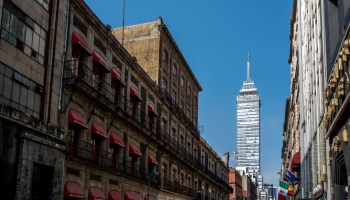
[63,61,231,192]
[163,178,194,197]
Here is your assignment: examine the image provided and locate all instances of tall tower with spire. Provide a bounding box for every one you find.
[236,51,261,180]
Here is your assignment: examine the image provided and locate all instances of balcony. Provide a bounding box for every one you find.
[163,178,194,197]
[66,135,160,187]
[63,61,231,193]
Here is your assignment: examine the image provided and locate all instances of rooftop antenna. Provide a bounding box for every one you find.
[121,0,126,46]
[247,50,250,82]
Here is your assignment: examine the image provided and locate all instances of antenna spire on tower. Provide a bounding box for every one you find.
[247,50,251,81]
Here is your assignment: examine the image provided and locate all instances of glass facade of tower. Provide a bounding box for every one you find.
[236,81,260,176]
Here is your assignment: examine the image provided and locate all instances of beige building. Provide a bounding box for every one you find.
[112,17,201,128]
[61,1,231,200]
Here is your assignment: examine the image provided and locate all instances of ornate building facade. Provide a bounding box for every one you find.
[322,0,350,199]
[61,1,232,200]
[0,0,232,199]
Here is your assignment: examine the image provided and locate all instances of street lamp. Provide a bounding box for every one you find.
[148,172,159,200]
[263,184,274,200]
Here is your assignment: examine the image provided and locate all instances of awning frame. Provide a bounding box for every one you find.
[92,51,109,72]
[109,132,125,148]
[148,154,158,165]
[71,31,91,56]
[129,143,142,156]
[110,68,126,87]
[147,103,158,117]
[130,86,142,102]
[64,181,85,198]
[91,122,107,138]
[68,109,88,128]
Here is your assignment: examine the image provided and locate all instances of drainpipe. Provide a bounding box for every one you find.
[58,0,71,132]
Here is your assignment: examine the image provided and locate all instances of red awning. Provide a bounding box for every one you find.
[88,186,106,200]
[68,109,88,128]
[147,103,158,117]
[92,51,109,71]
[109,132,125,148]
[91,122,107,138]
[71,31,91,55]
[110,68,126,87]
[129,144,142,156]
[108,191,122,200]
[130,86,142,102]
[291,152,300,166]
[148,155,158,165]
[64,181,85,198]
[144,195,157,200]
[124,191,141,200]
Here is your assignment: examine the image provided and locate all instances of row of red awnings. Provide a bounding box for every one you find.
[72,32,125,85]
[68,108,160,162]
[72,32,159,116]
[290,151,300,172]
[65,181,156,200]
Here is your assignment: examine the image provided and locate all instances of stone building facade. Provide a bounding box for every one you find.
[281,0,302,198]
[322,0,350,199]
[61,1,232,200]
[0,0,67,199]
[283,0,329,199]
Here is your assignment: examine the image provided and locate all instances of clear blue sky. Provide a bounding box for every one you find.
[85,0,292,187]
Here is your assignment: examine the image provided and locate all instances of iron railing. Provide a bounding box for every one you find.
[63,60,231,192]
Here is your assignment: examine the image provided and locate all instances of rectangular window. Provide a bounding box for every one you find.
[131,75,139,86]
[171,90,176,102]
[94,37,106,55]
[0,63,42,118]
[187,85,191,97]
[73,15,87,36]
[161,78,167,92]
[180,75,184,87]
[1,4,47,65]
[162,49,169,62]
[35,0,50,10]
[112,56,123,70]
[172,63,177,75]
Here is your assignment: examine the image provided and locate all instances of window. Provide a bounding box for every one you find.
[172,63,177,75]
[35,0,50,10]
[92,66,105,91]
[187,85,192,97]
[1,4,47,65]
[73,15,87,36]
[94,37,106,55]
[112,56,123,70]
[161,78,167,92]
[91,135,102,162]
[0,63,42,118]
[67,125,82,155]
[172,128,176,138]
[162,49,169,63]
[131,75,139,86]
[171,90,176,102]
[180,75,185,87]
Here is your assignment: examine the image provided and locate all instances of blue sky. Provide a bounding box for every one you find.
[85,0,292,187]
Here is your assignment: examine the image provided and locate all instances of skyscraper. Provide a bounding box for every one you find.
[236,51,261,178]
